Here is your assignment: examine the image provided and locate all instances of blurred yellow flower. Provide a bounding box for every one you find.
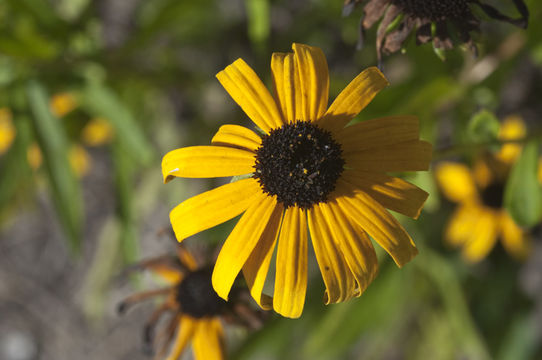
[162,43,432,318]
[495,115,526,166]
[436,157,529,262]
[27,143,43,170]
[69,144,91,178]
[81,118,114,146]
[50,92,78,117]
[0,108,15,155]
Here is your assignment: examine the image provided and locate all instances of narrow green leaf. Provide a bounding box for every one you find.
[79,84,154,165]
[245,0,270,46]
[26,81,83,253]
[504,139,542,227]
[467,109,501,144]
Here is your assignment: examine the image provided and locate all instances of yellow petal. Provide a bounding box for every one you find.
[170,178,261,241]
[166,316,196,360]
[211,124,262,152]
[335,179,418,267]
[472,157,493,189]
[192,318,225,360]
[273,207,308,318]
[212,192,281,300]
[162,146,255,182]
[216,59,284,133]
[153,265,183,284]
[337,116,419,153]
[322,201,378,294]
[292,43,329,122]
[445,205,482,247]
[308,204,357,304]
[499,211,529,260]
[435,162,478,204]
[345,140,432,172]
[343,170,428,219]
[176,245,199,271]
[462,209,498,263]
[242,203,284,310]
[496,115,526,165]
[271,52,301,123]
[0,108,16,155]
[316,67,389,133]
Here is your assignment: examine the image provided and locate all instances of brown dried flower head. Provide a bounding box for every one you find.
[344,0,529,64]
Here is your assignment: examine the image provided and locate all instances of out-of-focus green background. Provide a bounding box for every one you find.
[0,0,541,359]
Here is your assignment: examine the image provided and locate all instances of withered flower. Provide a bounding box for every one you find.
[344,0,529,64]
[118,244,265,360]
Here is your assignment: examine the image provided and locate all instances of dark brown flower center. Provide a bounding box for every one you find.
[253,121,345,209]
[480,181,505,209]
[176,269,226,318]
[391,0,471,20]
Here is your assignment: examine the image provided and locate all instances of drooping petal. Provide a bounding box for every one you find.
[162,146,255,182]
[499,211,529,260]
[271,53,301,123]
[166,316,196,360]
[152,265,183,284]
[445,205,482,247]
[242,203,284,310]
[292,43,329,122]
[273,207,308,318]
[323,201,378,294]
[308,204,358,304]
[462,208,498,263]
[212,193,281,300]
[211,124,262,152]
[334,179,418,267]
[343,170,428,219]
[316,67,389,133]
[435,162,478,204]
[337,115,419,153]
[192,318,225,360]
[216,59,284,133]
[170,178,261,241]
[344,140,432,172]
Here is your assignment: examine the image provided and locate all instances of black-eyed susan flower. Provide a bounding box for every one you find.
[119,246,231,360]
[343,0,529,63]
[435,116,529,262]
[162,43,432,318]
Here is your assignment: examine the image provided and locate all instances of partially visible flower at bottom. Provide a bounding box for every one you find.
[119,245,264,360]
[343,0,529,63]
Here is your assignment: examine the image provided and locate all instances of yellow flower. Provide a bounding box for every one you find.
[0,108,16,155]
[50,92,78,117]
[162,43,432,318]
[81,118,114,146]
[436,157,529,263]
[119,246,226,360]
[495,115,526,166]
[69,144,91,178]
[27,143,43,170]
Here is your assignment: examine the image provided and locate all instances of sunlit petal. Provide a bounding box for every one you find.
[211,124,262,152]
[435,162,478,204]
[192,318,225,360]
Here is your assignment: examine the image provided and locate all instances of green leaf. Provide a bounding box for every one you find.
[467,109,500,145]
[245,0,270,47]
[79,84,154,165]
[26,81,83,253]
[504,139,542,227]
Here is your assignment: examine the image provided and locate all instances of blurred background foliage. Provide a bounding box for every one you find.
[0,0,541,359]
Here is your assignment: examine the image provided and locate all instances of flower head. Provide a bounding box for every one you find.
[435,117,529,262]
[162,43,432,318]
[118,245,230,360]
[344,0,529,63]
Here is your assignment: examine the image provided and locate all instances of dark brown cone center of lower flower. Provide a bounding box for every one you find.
[391,0,470,20]
[176,269,226,318]
[480,181,505,209]
[253,121,345,209]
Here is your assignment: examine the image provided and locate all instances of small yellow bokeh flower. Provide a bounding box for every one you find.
[81,118,114,146]
[162,43,432,318]
[0,108,16,155]
[50,92,78,118]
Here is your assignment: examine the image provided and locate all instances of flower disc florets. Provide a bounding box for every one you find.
[253,121,345,209]
[480,181,505,209]
[176,268,226,318]
[392,0,470,20]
